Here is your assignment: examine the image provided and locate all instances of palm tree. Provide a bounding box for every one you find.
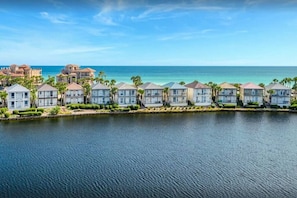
[163,87,169,105]
[258,83,265,88]
[82,82,91,104]
[44,75,56,87]
[131,75,143,88]
[55,82,67,106]
[110,87,118,104]
[272,78,279,83]
[0,91,8,107]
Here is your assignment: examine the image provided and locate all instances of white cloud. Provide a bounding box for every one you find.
[51,46,113,55]
[159,29,215,41]
[40,12,74,24]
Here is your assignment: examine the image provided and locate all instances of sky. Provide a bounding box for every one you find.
[1,0,297,66]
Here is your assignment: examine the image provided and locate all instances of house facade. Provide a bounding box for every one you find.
[163,82,187,106]
[139,82,163,107]
[217,82,237,105]
[265,83,291,107]
[65,82,84,104]
[91,83,110,105]
[37,84,58,108]
[115,82,137,107]
[240,82,264,106]
[185,81,212,106]
[6,84,30,111]
[56,64,95,84]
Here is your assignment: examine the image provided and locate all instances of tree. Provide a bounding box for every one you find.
[131,75,143,88]
[258,83,265,88]
[0,91,8,107]
[163,87,169,105]
[110,87,118,104]
[206,82,221,102]
[44,75,56,87]
[55,82,67,106]
[272,78,279,83]
[179,81,185,85]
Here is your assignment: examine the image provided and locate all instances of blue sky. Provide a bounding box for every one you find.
[1,0,297,66]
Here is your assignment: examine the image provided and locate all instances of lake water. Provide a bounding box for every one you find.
[1,112,297,197]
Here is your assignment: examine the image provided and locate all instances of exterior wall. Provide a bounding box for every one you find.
[65,89,84,104]
[168,89,187,106]
[91,89,110,105]
[143,89,163,107]
[37,90,58,108]
[269,89,291,107]
[7,91,30,110]
[240,88,263,105]
[193,88,212,106]
[115,89,137,107]
[217,88,237,104]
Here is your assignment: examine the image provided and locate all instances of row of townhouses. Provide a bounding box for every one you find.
[3,81,292,111]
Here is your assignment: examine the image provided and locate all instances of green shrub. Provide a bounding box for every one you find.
[0,108,8,114]
[270,104,280,109]
[129,105,140,110]
[223,104,236,108]
[13,110,19,114]
[4,112,10,118]
[289,104,297,110]
[18,112,42,117]
[50,106,60,115]
[247,102,259,106]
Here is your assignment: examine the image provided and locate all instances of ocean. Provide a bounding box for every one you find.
[30,66,297,86]
[1,112,297,197]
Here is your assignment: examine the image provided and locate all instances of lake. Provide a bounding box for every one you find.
[1,112,297,197]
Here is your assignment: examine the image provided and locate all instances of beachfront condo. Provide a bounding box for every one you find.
[217,82,237,105]
[65,82,84,105]
[240,82,264,106]
[6,84,30,111]
[139,82,163,107]
[91,83,110,105]
[185,81,212,106]
[37,84,58,108]
[265,83,291,107]
[163,82,188,106]
[115,82,137,107]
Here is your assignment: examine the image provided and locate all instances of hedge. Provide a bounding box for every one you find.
[289,104,297,110]
[223,104,236,108]
[13,108,44,114]
[128,105,140,110]
[67,104,101,110]
[18,112,42,117]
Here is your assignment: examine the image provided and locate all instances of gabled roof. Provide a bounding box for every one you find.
[163,82,187,89]
[219,82,236,89]
[265,83,291,90]
[139,82,163,90]
[78,68,95,72]
[67,82,83,90]
[6,84,29,92]
[116,82,136,90]
[185,81,211,89]
[92,82,110,90]
[38,84,57,91]
[240,82,263,90]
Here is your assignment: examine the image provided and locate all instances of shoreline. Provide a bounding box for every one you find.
[1,107,295,122]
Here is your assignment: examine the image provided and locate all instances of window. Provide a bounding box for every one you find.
[11,101,14,108]
[24,101,28,106]
[50,91,53,97]
[11,93,15,99]
[24,92,28,98]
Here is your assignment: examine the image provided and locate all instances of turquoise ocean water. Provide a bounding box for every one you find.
[31,66,297,85]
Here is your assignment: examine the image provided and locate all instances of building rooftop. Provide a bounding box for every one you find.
[240,82,263,89]
[163,82,187,89]
[185,81,210,89]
